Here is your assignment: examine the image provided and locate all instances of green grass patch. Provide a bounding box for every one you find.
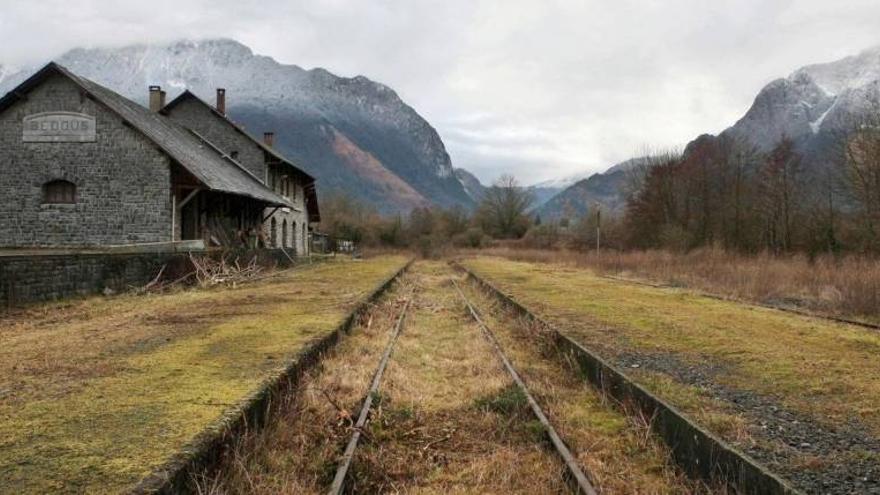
[474,384,528,416]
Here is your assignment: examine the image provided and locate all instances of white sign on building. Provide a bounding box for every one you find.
[23,112,97,143]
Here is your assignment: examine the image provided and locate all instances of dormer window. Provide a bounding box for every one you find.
[43,180,76,204]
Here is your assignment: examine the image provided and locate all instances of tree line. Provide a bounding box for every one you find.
[319,119,880,256]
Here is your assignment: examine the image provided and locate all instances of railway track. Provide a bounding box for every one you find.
[452,279,598,495]
[328,295,414,495]
[328,274,597,495]
[454,261,800,495]
[209,261,726,493]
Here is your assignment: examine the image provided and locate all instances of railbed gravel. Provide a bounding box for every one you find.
[612,349,880,494]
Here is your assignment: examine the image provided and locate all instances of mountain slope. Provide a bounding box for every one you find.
[536,157,646,220]
[727,45,880,152]
[540,46,880,221]
[0,39,474,213]
[454,168,486,203]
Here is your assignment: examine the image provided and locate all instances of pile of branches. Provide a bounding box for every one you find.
[136,253,267,294]
[189,253,264,288]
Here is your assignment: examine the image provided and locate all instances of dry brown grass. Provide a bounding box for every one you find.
[468,246,880,323]
[350,261,568,493]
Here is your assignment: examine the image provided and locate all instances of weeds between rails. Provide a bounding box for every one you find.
[454,274,717,494]
[328,295,414,494]
[344,262,570,493]
[451,279,596,495]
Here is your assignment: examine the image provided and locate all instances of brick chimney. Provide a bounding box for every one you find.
[216,88,226,115]
[263,132,275,147]
[149,86,165,112]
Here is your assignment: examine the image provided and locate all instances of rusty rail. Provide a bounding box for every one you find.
[453,261,801,495]
[327,295,414,495]
[452,280,598,495]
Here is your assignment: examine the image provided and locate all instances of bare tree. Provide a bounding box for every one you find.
[759,137,803,253]
[844,122,880,249]
[476,175,533,239]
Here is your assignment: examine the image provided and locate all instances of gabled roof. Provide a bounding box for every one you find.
[0,62,292,208]
[163,90,315,181]
[163,90,320,222]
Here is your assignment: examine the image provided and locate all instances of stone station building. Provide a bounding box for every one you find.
[0,63,318,255]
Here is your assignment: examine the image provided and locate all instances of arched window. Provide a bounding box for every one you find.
[270,217,277,247]
[282,219,288,248]
[292,221,297,251]
[43,180,76,204]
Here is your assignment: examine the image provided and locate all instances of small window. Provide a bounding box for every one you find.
[43,180,76,204]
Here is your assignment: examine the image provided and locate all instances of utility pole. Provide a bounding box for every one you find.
[595,206,601,253]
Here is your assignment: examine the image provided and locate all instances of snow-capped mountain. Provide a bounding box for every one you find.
[539,46,880,221]
[530,171,593,191]
[728,45,880,151]
[0,39,475,212]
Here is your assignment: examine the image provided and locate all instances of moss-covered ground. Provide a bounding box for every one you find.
[0,255,407,493]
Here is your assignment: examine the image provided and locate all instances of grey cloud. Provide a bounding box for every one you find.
[2,0,879,184]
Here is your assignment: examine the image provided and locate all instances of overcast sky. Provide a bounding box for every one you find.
[2,1,880,184]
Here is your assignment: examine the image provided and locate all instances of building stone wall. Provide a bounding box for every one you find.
[264,183,310,256]
[0,74,172,247]
[164,98,267,182]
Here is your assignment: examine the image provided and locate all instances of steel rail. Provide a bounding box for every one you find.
[452,280,598,495]
[327,295,413,495]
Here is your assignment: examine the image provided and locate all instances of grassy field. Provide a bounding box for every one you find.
[460,256,880,491]
[0,255,408,493]
[474,246,880,323]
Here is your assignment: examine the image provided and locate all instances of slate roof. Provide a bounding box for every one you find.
[163,90,320,222]
[0,62,293,208]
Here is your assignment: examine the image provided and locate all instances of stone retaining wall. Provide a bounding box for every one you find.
[1,249,299,308]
